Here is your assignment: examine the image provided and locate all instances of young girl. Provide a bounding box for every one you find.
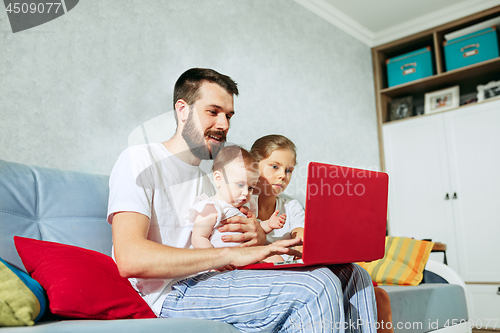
[250,134,303,262]
[250,134,394,333]
[187,145,286,249]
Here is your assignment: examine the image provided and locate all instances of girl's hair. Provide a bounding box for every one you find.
[250,135,297,165]
[213,145,258,174]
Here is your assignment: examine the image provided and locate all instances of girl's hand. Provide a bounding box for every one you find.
[290,228,304,259]
[291,242,303,259]
[281,237,303,259]
[212,264,236,272]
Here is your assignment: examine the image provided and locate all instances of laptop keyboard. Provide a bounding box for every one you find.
[273,259,304,266]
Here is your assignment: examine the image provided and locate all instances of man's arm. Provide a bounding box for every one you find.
[112,211,299,279]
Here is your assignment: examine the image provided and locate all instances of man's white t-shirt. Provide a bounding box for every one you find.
[107,143,215,316]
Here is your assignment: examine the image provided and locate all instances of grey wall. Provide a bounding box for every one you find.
[0,0,379,205]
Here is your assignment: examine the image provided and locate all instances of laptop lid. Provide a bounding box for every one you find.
[301,162,388,265]
[239,162,388,269]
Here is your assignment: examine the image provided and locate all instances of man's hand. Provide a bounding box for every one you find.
[226,238,302,267]
[219,215,266,247]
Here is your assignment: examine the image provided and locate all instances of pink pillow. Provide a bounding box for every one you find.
[14,237,156,319]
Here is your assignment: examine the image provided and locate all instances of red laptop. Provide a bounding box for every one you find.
[240,162,388,269]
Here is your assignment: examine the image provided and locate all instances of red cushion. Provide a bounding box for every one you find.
[14,237,156,320]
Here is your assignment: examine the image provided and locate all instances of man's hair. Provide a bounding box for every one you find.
[173,68,239,121]
[250,134,297,165]
[213,145,258,175]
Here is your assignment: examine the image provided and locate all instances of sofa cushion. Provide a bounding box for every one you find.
[358,237,434,286]
[381,284,468,333]
[0,318,240,333]
[0,257,46,326]
[14,237,156,320]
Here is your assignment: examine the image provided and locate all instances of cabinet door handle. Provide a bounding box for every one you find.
[445,193,450,200]
[452,192,458,199]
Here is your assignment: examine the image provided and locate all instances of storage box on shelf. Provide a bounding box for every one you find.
[372,6,500,129]
[444,26,499,71]
[386,47,434,87]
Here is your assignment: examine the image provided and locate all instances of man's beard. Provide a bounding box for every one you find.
[182,108,226,160]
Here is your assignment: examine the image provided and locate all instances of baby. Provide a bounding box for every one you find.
[188,145,286,249]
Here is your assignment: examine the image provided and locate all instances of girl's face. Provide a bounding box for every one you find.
[257,149,295,198]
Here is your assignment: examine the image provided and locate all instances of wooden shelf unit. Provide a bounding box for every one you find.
[372,5,500,170]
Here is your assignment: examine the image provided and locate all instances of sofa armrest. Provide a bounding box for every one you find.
[425,260,466,289]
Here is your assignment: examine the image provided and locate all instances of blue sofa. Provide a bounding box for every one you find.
[0,159,238,333]
[0,159,470,333]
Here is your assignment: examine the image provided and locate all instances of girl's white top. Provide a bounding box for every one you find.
[250,196,305,261]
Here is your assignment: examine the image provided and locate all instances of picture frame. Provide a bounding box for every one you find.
[390,96,413,121]
[424,86,459,115]
[477,80,500,102]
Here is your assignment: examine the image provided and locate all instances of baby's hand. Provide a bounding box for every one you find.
[268,210,286,230]
[238,205,256,219]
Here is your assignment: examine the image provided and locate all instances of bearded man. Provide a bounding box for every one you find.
[107,68,377,333]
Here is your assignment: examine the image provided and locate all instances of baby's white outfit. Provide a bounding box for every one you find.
[186,194,245,248]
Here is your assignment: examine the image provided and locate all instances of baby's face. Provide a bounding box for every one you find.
[218,158,259,208]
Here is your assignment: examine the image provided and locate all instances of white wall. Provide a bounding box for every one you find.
[0,0,379,205]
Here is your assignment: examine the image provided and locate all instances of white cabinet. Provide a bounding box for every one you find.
[466,284,500,330]
[383,111,459,270]
[382,99,500,327]
[444,104,500,283]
